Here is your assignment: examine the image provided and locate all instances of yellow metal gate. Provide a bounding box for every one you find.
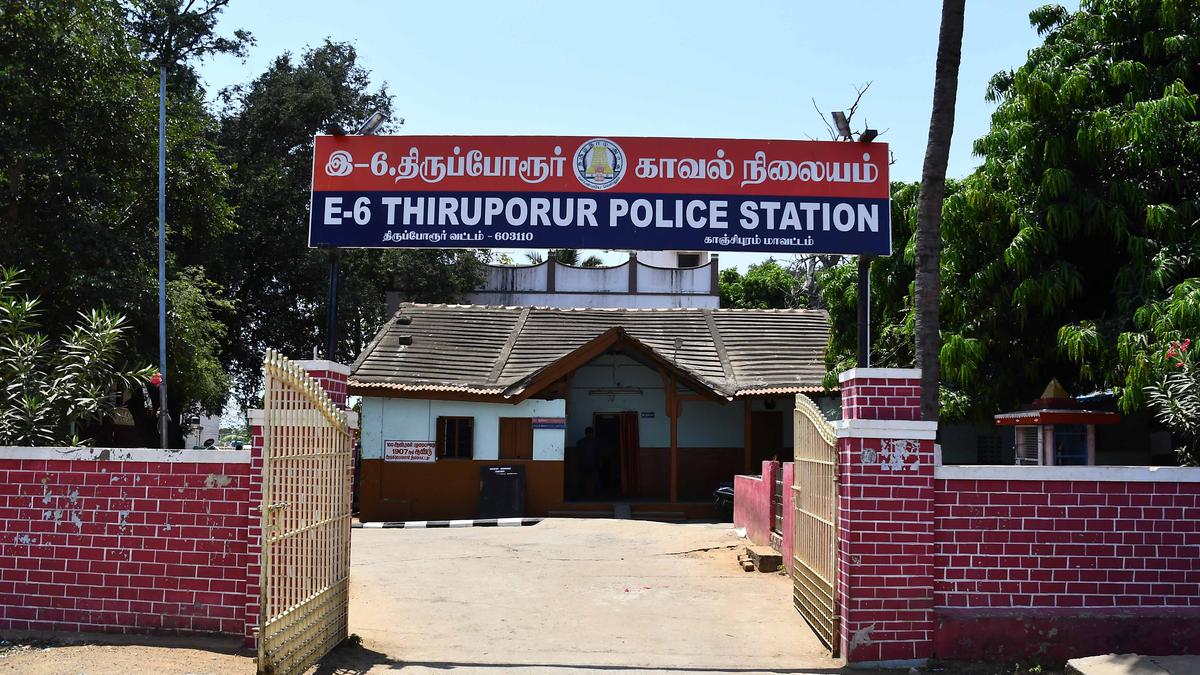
[258,350,354,675]
[792,394,840,656]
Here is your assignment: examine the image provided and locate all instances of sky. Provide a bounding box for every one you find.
[199,0,1075,272]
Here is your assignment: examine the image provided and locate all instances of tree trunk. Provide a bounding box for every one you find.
[915,0,966,421]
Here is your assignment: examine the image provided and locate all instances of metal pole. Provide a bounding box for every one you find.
[856,255,872,367]
[157,65,169,449]
[325,247,341,359]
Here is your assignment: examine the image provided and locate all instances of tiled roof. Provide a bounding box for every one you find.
[349,304,830,400]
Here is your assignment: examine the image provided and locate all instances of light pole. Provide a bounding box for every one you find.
[323,111,388,361]
[157,64,169,449]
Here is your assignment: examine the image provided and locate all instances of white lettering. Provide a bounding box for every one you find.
[324,197,343,225]
[833,203,855,232]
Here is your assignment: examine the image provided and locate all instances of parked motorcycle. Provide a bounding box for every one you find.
[713,481,735,518]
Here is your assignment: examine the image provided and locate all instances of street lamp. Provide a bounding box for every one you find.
[157,64,169,449]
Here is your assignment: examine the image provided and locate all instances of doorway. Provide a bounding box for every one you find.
[751,410,784,465]
[593,413,622,498]
[589,411,642,499]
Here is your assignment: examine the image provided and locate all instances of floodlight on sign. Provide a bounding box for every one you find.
[356,110,386,135]
[831,111,852,139]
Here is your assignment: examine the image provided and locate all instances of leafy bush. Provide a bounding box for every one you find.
[1145,338,1198,466]
[0,268,154,446]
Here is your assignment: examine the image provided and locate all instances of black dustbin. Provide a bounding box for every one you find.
[479,465,526,519]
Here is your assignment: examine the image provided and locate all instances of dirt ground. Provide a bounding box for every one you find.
[0,518,876,674]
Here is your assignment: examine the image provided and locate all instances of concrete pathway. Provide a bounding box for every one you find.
[329,518,844,674]
[1068,654,1200,675]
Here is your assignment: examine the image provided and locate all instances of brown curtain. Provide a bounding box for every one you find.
[618,411,640,495]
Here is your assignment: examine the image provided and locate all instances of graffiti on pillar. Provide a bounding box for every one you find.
[878,439,921,471]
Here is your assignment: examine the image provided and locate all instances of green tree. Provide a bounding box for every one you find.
[1,0,239,444]
[956,0,1200,414]
[215,41,486,407]
[719,259,803,309]
[819,182,927,386]
[0,269,154,446]
[524,249,603,267]
[123,0,253,90]
[821,1,1200,425]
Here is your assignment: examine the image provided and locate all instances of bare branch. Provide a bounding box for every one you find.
[844,81,873,127]
[812,98,837,140]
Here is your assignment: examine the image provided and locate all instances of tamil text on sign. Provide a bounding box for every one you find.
[384,440,436,463]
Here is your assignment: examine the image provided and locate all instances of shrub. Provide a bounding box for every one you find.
[0,268,154,446]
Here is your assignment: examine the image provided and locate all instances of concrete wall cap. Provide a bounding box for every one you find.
[292,359,351,376]
[838,367,922,383]
[0,446,251,463]
[833,419,938,440]
[936,464,1200,483]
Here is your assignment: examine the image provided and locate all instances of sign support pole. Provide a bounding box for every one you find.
[325,247,341,360]
[856,255,872,367]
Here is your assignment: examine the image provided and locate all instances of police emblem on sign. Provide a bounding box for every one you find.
[573,138,626,190]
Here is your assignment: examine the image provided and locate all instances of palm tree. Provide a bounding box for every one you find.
[915,0,966,422]
[553,249,581,266]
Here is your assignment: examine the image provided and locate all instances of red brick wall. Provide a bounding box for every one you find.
[292,360,350,409]
[839,371,921,422]
[837,435,936,663]
[934,478,1200,610]
[931,470,1200,661]
[0,450,253,636]
[835,369,938,664]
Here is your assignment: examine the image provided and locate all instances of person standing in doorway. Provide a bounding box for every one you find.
[575,426,598,499]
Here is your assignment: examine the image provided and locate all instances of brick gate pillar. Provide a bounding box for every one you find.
[835,367,938,665]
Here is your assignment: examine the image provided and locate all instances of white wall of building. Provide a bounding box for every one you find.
[555,263,628,292]
[465,291,718,308]
[678,401,742,447]
[567,354,669,446]
[638,251,711,268]
[479,263,548,292]
[361,397,566,460]
[184,414,222,448]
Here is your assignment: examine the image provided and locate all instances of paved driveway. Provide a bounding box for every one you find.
[326,518,842,674]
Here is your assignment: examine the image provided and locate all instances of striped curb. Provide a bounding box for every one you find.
[353,517,542,529]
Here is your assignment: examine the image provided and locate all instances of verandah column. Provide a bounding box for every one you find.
[835,367,938,665]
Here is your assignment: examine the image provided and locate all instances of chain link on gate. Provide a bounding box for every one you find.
[258,349,354,675]
[792,394,840,656]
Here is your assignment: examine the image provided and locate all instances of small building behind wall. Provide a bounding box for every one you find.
[351,303,829,521]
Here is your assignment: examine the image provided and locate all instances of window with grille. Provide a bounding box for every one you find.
[436,417,474,459]
[677,253,701,267]
[1052,424,1088,465]
[1014,425,1041,465]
